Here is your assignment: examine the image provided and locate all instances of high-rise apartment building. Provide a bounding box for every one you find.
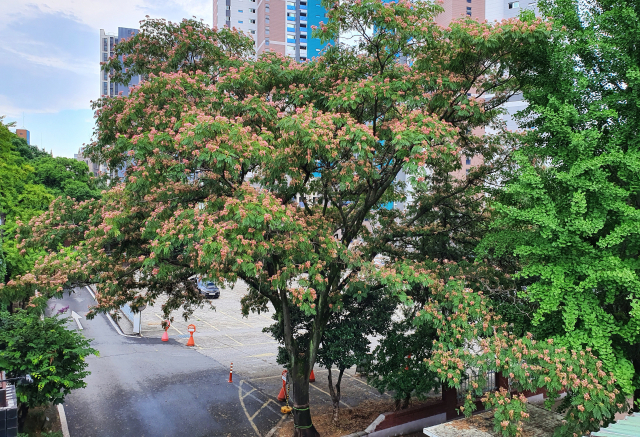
[99,27,141,97]
[214,0,329,61]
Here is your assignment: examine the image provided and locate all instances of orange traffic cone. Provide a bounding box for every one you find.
[186,324,196,347]
[228,363,233,383]
[277,382,286,402]
[309,369,315,383]
[277,370,287,402]
[161,327,169,342]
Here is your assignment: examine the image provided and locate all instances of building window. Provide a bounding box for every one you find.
[103,53,108,61]
[238,9,243,12]
[508,1,519,8]
[250,19,256,23]
[250,29,256,34]
[301,45,307,50]
[239,20,243,23]
[466,169,470,174]
[466,157,471,165]
[265,38,270,45]
[226,5,230,9]
[103,71,108,80]
[103,38,107,51]
[249,8,255,12]
[103,82,108,95]
[467,0,471,2]
[265,6,270,12]
[265,17,270,23]
[265,27,270,34]
[466,7,471,15]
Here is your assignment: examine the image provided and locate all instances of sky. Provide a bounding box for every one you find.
[0,1,214,158]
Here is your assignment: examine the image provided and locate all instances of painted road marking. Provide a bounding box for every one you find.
[219,310,254,327]
[225,334,243,345]
[250,399,279,420]
[199,319,220,331]
[249,375,282,381]
[247,353,276,358]
[241,388,256,399]
[237,379,282,437]
[71,311,83,330]
[309,382,351,408]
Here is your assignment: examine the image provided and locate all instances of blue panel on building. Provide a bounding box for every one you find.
[117,27,140,97]
[305,0,332,58]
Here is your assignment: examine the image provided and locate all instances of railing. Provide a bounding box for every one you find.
[457,370,496,402]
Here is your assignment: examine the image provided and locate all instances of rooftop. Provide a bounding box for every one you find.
[423,404,563,437]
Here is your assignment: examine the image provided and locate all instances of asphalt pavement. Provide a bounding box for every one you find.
[50,287,284,437]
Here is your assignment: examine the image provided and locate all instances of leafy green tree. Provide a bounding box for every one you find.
[480,0,640,408]
[368,311,439,410]
[266,288,396,423]
[11,136,49,161]
[0,310,98,431]
[0,118,32,220]
[417,278,627,437]
[0,119,99,290]
[6,6,554,435]
[29,156,99,202]
[0,235,6,283]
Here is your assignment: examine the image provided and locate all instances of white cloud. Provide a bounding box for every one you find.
[0,1,214,157]
[0,1,213,33]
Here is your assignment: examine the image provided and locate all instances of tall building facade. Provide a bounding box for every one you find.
[15,129,30,145]
[74,147,107,178]
[99,27,141,97]
[214,0,329,61]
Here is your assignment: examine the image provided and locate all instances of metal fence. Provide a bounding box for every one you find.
[457,370,496,402]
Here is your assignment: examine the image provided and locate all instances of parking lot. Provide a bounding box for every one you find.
[117,280,392,434]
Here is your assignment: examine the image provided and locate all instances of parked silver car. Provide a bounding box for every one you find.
[196,277,220,299]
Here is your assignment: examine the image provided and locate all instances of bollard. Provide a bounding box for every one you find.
[186,324,196,347]
[228,363,233,383]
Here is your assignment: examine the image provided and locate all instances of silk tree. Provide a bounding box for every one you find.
[4,2,553,435]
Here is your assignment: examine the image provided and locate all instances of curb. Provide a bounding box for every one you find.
[84,286,141,338]
[57,404,70,437]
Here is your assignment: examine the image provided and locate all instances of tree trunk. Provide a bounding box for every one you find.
[291,365,320,437]
[327,367,345,425]
[17,403,29,433]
